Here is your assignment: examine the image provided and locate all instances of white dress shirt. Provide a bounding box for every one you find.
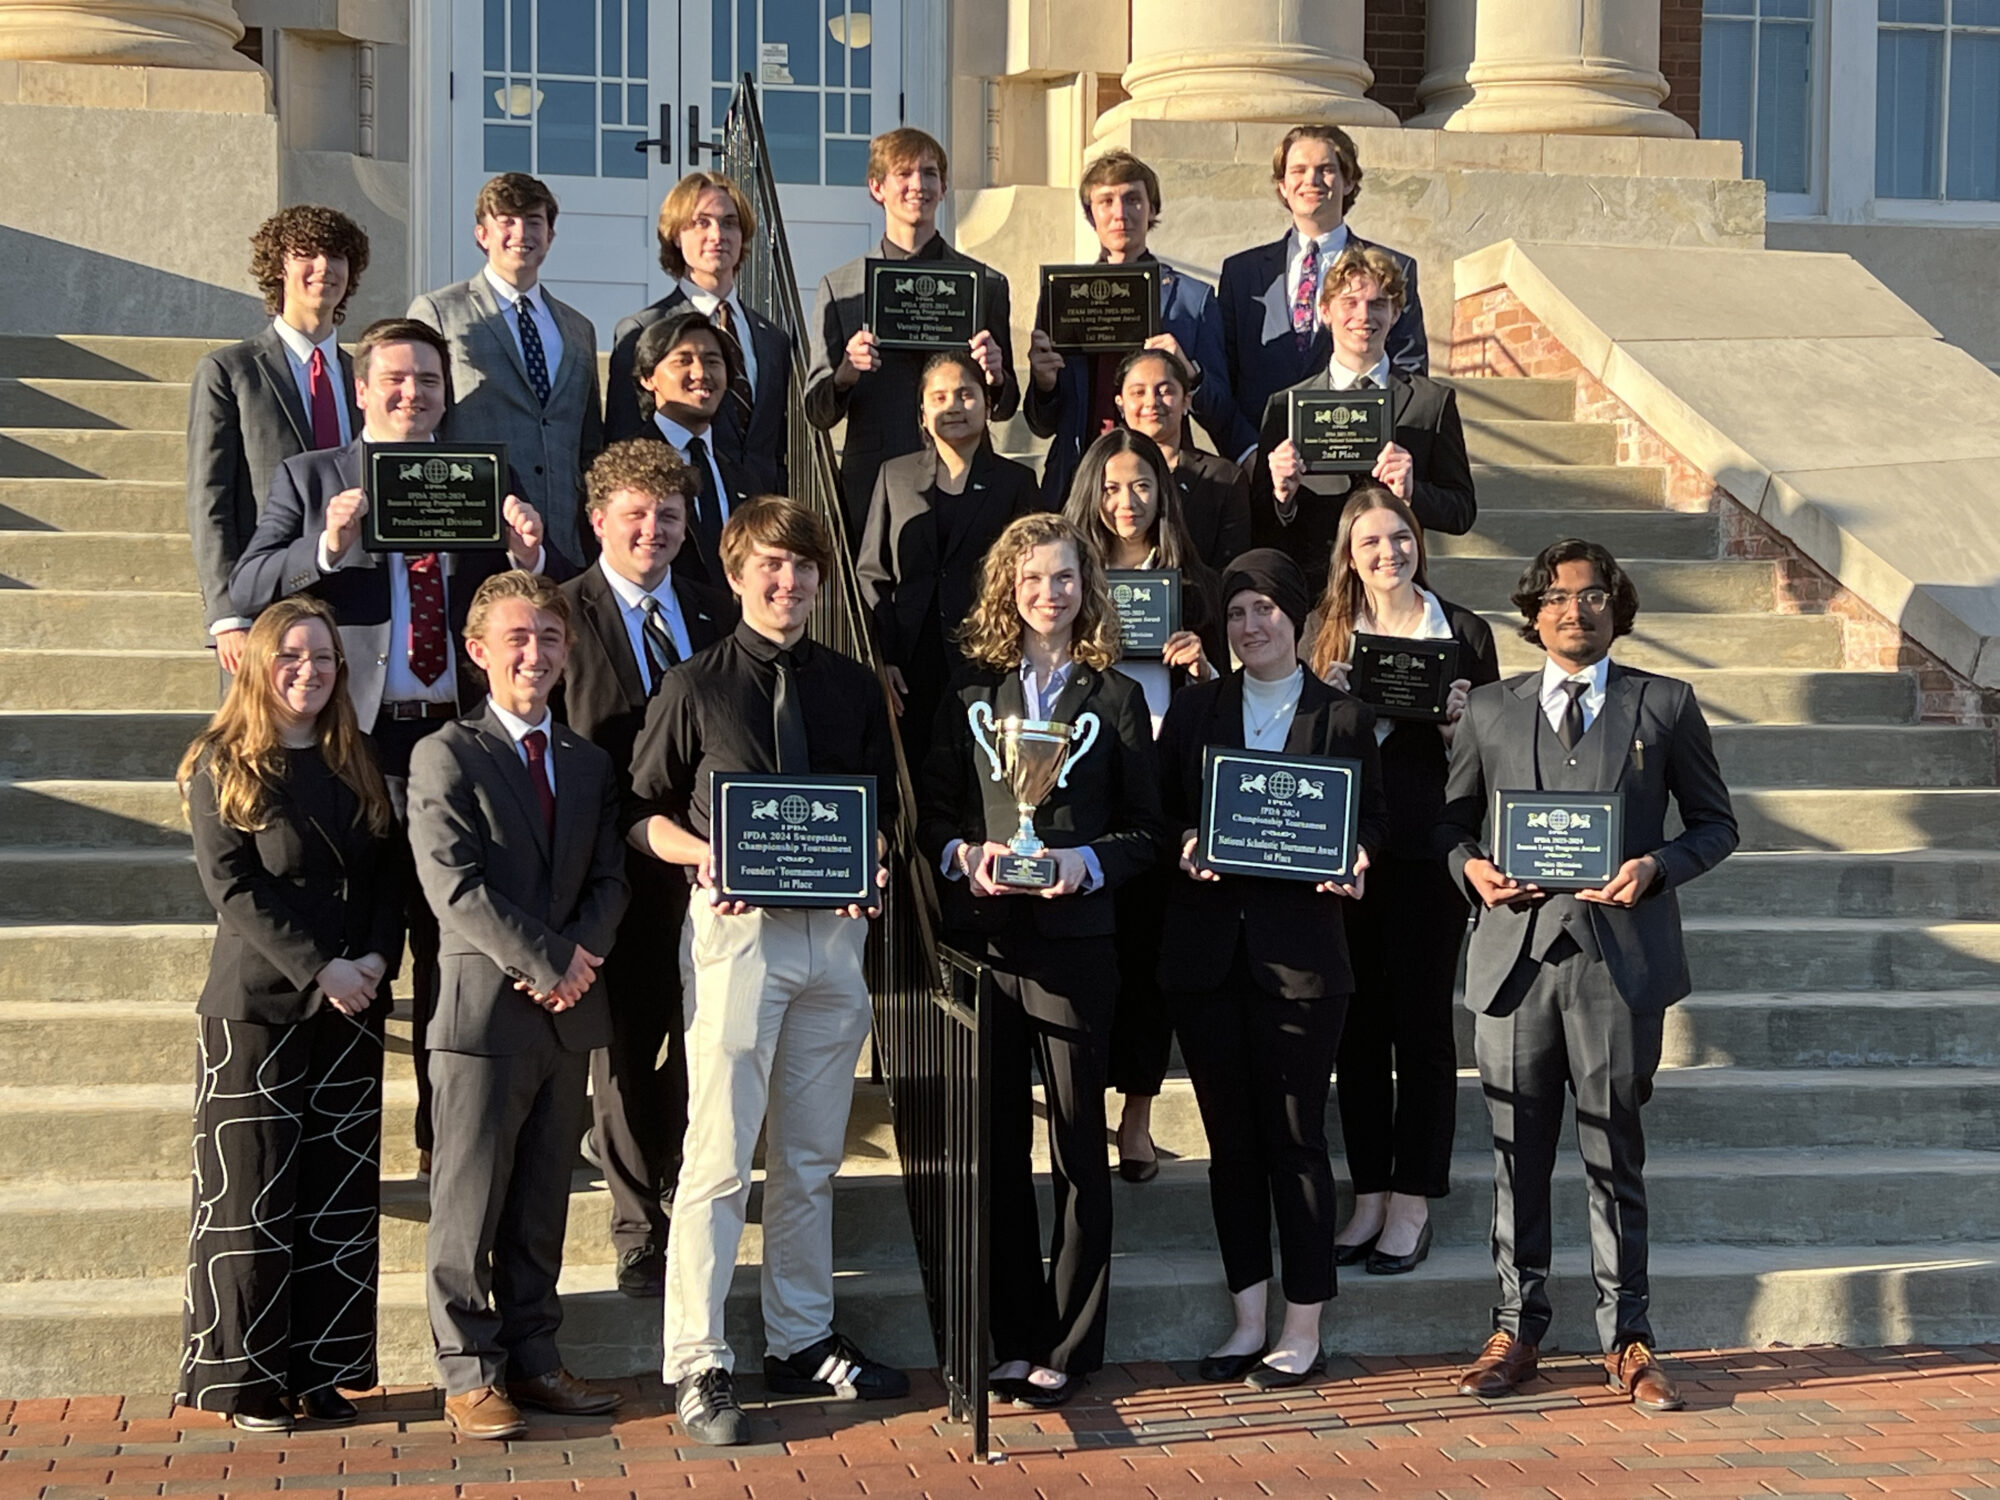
[271,318,352,445]
[1284,224,1351,331]
[487,699,557,794]
[1539,655,1609,736]
[1326,351,1392,390]
[676,278,757,393]
[652,411,732,528]
[484,266,564,378]
[598,554,693,694]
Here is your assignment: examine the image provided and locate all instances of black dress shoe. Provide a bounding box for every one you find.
[1245,1351,1326,1391]
[1117,1155,1160,1184]
[1013,1372,1080,1409]
[1198,1346,1268,1383]
[1365,1220,1433,1276]
[1333,1234,1379,1267]
[293,1388,358,1425]
[230,1390,293,1432]
[617,1242,665,1298]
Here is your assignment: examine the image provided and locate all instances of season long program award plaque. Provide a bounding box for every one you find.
[1040,263,1161,353]
[866,260,982,350]
[363,443,507,552]
[1493,789,1625,891]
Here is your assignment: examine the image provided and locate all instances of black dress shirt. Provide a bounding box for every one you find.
[626,619,898,842]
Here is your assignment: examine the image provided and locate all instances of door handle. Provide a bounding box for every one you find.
[635,102,671,164]
[687,103,722,162]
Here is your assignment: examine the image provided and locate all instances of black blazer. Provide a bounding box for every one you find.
[604,288,792,495]
[1250,371,1477,583]
[1154,671,1389,999]
[1370,598,1501,859]
[917,662,1169,942]
[855,441,1044,677]
[1173,448,1254,573]
[188,744,404,1025]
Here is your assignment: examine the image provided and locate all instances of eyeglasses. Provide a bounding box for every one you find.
[1538,588,1611,613]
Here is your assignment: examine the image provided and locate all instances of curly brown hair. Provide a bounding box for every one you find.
[248,205,370,322]
[586,439,694,518]
[956,513,1120,672]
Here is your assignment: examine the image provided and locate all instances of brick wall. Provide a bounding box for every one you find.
[1452,286,2000,731]
[1660,0,1704,135]
[1364,0,1429,121]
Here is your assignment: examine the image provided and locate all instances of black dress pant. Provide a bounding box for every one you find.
[1107,868,1173,1097]
[180,1008,384,1413]
[374,714,448,1155]
[1173,938,1347,1306]
[1336,853,1467,1198]
[984,932,1117,1376]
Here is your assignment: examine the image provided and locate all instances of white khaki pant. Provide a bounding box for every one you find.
[660,901,873,1382]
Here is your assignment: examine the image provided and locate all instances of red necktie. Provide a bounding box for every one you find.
[523,729,556,837]
[307,347,342,448]
[406,553,448,685]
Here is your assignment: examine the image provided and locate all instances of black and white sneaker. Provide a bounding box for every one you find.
[675,1365,746,1446]
[764,1332,911,1400]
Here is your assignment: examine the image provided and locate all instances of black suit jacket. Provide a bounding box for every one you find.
[1373,597,1501,859]
[1437,661,1739,1016]
[187,744,404,1024]
[1173,448,1254,573]
[604,288,792,495]
[1155,671,1389,999]
[1250,370,1476,582]
[917,662,1169,942]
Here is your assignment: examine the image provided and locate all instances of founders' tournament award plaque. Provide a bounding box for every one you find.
[1287,388,1392,474]
[1107,570,1181,658]
[1040,263,1161,352]
[710,773,877,907]
[1198,746,1362,884]
[363,442,507,551]
[1494,790,1625,890]
[866,259,982,350]
[1350,634,1460,721]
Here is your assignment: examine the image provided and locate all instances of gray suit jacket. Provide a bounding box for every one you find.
[184,326,358,636]
[408,277,603,567]
[408,702,628,1056]
[1438,661,1738,1016]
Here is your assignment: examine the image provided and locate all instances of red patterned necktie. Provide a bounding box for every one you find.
[307,347,342,448]
[1292,237,1320,348]
[523,729,556,837]
[406,553,448,685]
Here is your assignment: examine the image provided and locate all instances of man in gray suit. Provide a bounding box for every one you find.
[186,205,368,674]
[408,569,629,1438]
[1437,538,1737,1412]
[410,173,604,568]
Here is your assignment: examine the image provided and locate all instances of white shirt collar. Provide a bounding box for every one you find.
[272,317,338,366]
[1291,223,1349,262]
[597,553,677,613]
[1327,351,1392,390]
[1540,655,1610,705]
[487,698,552,746]
[485,265,543,313]
[1358,585,1452,642]
[1019,656,1073,716]
[677,277,742,323]
[652,409,711,451]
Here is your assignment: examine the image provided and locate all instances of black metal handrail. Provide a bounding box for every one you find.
[716,78,992,1461]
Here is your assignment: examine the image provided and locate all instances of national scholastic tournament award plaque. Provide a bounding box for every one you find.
[1198,746,1362,883]
[362,442,507,552]
[710,773,877,907]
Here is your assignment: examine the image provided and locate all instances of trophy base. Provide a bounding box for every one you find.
[993,854,1058,889]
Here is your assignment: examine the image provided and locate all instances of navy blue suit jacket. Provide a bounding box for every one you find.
[1219,231,1427,460]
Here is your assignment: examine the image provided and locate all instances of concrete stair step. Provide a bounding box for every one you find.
[1722,787,2000,852]
[0,591,205,649]
[0,780,186,847]
[0,712,208,780]
[1490,613,1845,674]
[0,335,227,384]
[1436,376,1574,423]
[0,850,204,922]
[1670,668,1916,726]
[1462,419,1617,466]
[0,379,188,432]
[1684,851,2000,921]
[0,650,216,710]
[1708,724,1994,789]
[0,533,194,591]
[0,479,182,533]
[1440,508,1717,562]
[1683,916,2000,992]
[0,924,213,1002]
[1470,464,1665,509]
[1431,556,1772,612]
[1659,992,2000,1070]
[0,429,184,482]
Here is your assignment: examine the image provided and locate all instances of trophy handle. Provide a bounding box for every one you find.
[1056,712,1100,789]
[968,699,1005,782]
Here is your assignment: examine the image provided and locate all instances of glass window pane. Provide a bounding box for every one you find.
[1877,27,1944,195]
[1755,21,1812,192]
[485,123,532,172]
[511,0,529,76]
[827,138,869,185]
[739,0,759,82]
[850,91,869,134]
[628,83,647,123]
[538,78,597,174]
[713,84,731,135]
[1947,31,2000,197]
[764,88,820,182]
[602,82,619,123]
[826,93,844,132]
[1881,0,1945,19]
[603,130,646,177]
[851,0,871,86]
[538,0,594,75]
[762,0,820,85]
[1701,17,1755,147]
[628,0,644,78]
[600,0,620,74]
[714,0,732,83]
[827,0,846,84]
[1960,0,2000,26]
[485,0,506,71]
[1703,0,1753,13]
[485,76,505,118]
[1765,0,1810,17]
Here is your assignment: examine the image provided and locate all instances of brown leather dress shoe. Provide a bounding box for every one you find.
[1457,1331,1540,1398]
[1608,1342,1684,1410]
[444,1386,528,1439]
[507,1366,624,1416]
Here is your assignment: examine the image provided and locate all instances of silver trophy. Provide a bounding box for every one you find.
[968,701,1101,888]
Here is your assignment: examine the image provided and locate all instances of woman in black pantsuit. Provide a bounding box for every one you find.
[1156,550,1388,1388]
[176,596,403,1432]
[918,513,1168,1409]
[1305,485,1501,1275]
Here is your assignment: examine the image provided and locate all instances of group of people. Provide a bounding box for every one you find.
[173,115,1738,1448]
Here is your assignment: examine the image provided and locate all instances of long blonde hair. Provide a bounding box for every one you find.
[177,596,393,836]
[956,512,1121,672]
[1306,484,1431,679]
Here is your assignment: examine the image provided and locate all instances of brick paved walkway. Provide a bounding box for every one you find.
[5,1345,1998,1498]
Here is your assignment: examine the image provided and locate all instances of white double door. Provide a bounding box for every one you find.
[446,0,902,346]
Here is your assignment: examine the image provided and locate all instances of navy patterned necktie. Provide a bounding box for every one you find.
[516,295,552,405]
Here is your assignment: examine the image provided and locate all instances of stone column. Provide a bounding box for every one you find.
[0,0,256,70]
[1409,0,1692,137]
[1096,0,1396,134]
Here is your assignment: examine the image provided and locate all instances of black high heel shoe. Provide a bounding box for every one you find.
[1333,1233,1379,1267]
[1245,1350,1327,1391]
[1365,1219,1433,1276]
[1198,1346,1268,1383]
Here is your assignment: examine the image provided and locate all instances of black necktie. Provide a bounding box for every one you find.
[1557,679,1589,751]
[640,594,679,687]
[772,650,809,774]
[1353,373,1377,390]
[516,296,552,405]
[686,435,724,569]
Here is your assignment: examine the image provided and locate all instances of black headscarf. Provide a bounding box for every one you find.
[1219,548,1311,641]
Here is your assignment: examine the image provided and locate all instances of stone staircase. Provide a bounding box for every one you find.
[0,337,1994,1396]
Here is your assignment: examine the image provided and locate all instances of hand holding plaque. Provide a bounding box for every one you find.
[1039,263,1161,353]
[968,702,1100,889]
[867,260,982,350]
[1107,570,1181,659]
[1198,747,1362,885]
[1493,790,1626,892]
[1287,389,1392,475]
[710,774,878,908]
[1350,634,1460,722]
[363,442,508,552]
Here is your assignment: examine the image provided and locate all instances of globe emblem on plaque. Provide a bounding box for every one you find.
[914,275,937,298]
[1394,652,1414,671]
[1089,278,1112,301]
[780,794,811,826]
[1265,770,1298,801]
[1547,808,1572,834]
[1331,405,1356,428]
[1111,583,1134,607]
[422,457,450,485]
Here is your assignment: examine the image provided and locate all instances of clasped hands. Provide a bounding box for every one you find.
[1463,854,1660,911]
[316,951,389,1016]
[513,943,604,1013]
